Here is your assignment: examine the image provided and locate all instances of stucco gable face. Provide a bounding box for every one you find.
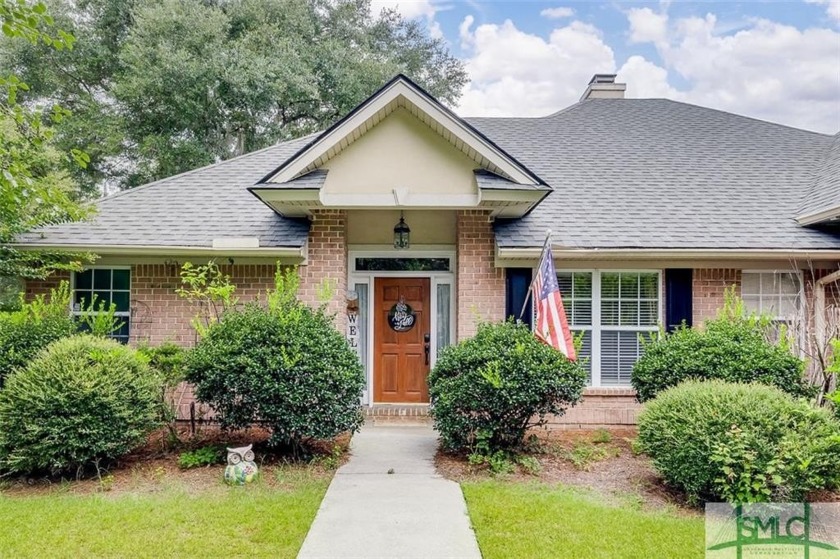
[320,107,479,203]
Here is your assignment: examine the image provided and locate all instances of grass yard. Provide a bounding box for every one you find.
[463,481,705,559]
[0,466,329,559]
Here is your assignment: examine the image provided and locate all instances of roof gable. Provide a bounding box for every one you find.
[260,74,543,186]
[797,133,840,226]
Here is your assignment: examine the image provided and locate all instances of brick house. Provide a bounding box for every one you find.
[18,75,840,426]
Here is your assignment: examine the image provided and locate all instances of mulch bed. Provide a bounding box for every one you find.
[0,424,349,498]
[436,427,840,513]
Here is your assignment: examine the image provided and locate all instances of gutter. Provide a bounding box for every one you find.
[12,243,307,260]
[496,247,840,261]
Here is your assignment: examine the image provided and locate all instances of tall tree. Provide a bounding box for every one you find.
[2,0,468,191]
[0,0,92,280]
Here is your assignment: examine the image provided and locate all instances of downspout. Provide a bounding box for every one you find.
[815,269,840,347]
[815,269,840,403]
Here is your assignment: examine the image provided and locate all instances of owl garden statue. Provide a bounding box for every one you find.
[223,444,259,485]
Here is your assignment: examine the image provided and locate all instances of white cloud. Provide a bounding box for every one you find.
[617,55,681,99]
[649,14,840,132]
[540,7,575,20]
[457,19,615,117]
[805,0,840,23]
[459,14,475,49]
[626,7,668,44]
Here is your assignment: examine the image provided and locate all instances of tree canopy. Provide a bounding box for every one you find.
[1,0,468,193]
[0,0,92,280]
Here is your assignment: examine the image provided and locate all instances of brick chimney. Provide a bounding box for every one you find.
[580,74,626,102]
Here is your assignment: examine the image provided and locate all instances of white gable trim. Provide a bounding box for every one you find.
[796,203,840,226]
[263,77,541,186]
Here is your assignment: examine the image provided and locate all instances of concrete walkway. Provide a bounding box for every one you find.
[297,425,482,559]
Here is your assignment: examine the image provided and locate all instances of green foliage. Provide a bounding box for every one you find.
[591,429,612,444]
[178,446,224,469]
[2,0,467,192]
[77,296,124,337]
[184,271,364,449]
[136,341,186,387]
[176,261,238,336]
[561,441,618,471]
[429,320,588,453]
[827,390,840,421]
[638,380,840,503]
[0,281,75,386]
[516,455,542,476]
[632,290,810,402]
[0,0,92,279]
[0,335,163,476]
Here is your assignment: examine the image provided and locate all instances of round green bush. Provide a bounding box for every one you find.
[0,305,75,387]
[0,336,163,476]
[429,321,588,453]
[638,380,840,503]
[184,304,365,448]
[631,318,810,402]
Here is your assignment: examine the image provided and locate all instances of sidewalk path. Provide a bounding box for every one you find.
[297,425,482,559]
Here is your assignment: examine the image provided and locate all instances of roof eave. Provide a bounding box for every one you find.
[796,204,840,226]
[496,246,840,263]
[13,243,307,260]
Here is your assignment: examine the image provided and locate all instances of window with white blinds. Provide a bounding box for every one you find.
[557,270,661,387]
[741,272,802,322]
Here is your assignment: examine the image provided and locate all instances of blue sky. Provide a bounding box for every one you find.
[373,1,840,133]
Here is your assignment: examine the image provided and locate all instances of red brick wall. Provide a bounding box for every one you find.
[547,389,641,428]
[693,268,740,325]
[299,209,347,322]
[24,272,70,299]
[456,210,505,340]
[131,263,277,347]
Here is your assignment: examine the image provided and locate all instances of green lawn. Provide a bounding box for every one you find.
[0,469,328,558]
[463,481,705,559]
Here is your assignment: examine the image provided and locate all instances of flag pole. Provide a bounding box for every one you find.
[518,229,552,320]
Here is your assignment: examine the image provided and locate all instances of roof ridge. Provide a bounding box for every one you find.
[630,98,835,137]
[97,133,319,205]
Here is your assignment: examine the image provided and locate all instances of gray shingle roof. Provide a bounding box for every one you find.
[797,133,840,222]
[467,99,840,250]
[18,97,840,252]
[21,136,315,249]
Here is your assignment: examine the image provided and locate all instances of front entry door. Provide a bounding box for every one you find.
[374,277,431,403]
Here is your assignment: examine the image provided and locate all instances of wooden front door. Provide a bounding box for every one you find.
[374,277,431,403]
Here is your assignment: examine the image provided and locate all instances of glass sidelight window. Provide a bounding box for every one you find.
[436,283,451,358]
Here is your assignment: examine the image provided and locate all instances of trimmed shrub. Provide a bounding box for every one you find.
[638,380,840,503]
[184,303,365,449]
[632,316,810,403]
[0,282,76,387]
[429,320,588,453]
[0,336,163,476]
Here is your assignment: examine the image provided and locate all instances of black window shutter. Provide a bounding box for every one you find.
[665,269,693,331]
[505,268,533,328]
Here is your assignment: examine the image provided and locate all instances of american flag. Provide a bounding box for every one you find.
[533,246,576,360]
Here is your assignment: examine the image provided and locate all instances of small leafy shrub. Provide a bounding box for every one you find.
[136,342,186,387]
[562,441,618,471]
[185,267,365,450]
[517,455,542,476]
[468,450,516,475]
[429,320,587,453]
[0,336,163,476]
[632,294,810,402]
[0,282,75,386]
[178,446,224,469]
[591,429,612,444]
[827,390,840,421]
[638,380,840,503]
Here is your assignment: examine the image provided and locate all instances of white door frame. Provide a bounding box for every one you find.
[347,246,456,405]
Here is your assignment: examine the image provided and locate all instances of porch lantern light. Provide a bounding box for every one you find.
[393,212,410,249]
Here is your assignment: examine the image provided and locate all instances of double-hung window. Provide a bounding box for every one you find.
[556,270,661,387]
[741,271,802,324]
[72,268,131,343]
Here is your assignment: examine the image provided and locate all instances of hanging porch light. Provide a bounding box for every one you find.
[393,211,410,249]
